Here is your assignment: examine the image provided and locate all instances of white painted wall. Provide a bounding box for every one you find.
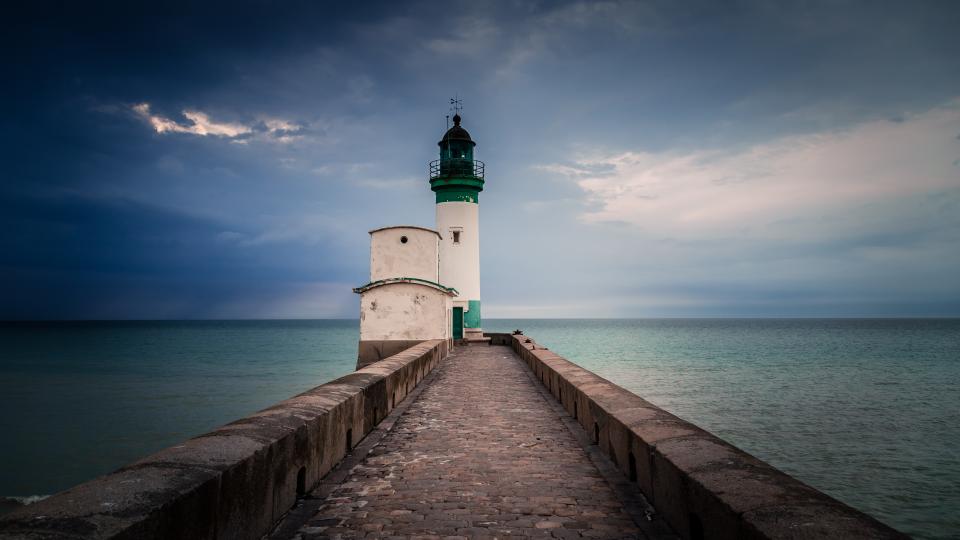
[358,283,452,341]
[436,202,480,304]
[369,227,440,283]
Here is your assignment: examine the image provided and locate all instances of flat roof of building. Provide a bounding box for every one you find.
[368,225,441,237]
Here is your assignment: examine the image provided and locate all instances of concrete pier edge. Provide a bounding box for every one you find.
[492,332,908,540]
[266,347,446,540]
[0,340,451,540]
[514,342,679,539]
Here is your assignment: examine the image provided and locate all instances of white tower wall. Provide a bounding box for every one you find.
[436,201,481,332]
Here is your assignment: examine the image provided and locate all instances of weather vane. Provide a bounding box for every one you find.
[450,95,463,116]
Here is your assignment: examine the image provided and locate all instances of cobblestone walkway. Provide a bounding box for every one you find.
[293,345,644,539]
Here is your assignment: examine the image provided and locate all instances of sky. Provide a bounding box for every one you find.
[2,0,959,319]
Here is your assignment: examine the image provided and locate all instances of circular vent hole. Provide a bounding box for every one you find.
[400,236,408,244]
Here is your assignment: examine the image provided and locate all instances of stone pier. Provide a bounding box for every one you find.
[1,336,907,540]
[279,345,673,539]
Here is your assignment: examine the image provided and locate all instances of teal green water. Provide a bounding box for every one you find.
[1,319,958,539]
[0,320,357,509]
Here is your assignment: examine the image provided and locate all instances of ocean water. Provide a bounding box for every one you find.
[0,320,357,513]
[1,319,958,539]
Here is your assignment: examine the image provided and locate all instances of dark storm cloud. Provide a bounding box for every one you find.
[0,189,362,317]
[2,0,959,318]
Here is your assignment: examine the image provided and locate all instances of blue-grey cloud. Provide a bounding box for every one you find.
[2,0,959,318]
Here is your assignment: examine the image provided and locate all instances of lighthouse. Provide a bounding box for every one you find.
[430,113,484,340]
[353,110,484,368]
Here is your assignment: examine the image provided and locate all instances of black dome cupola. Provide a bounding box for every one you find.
[429,113,484,203]
[439,114,476,159]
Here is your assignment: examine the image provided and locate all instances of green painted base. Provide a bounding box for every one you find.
[435,189,479,203]
[464,299,481,329]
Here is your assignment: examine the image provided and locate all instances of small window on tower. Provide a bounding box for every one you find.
[452,230,461,244]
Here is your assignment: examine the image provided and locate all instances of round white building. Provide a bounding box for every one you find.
[353,225,456,368]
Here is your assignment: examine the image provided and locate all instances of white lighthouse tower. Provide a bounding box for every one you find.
[430,113,484,339]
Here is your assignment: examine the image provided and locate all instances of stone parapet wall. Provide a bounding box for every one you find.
[507,334,907,540]
[483,332,514,346]
[357,338,453,370]
[0,340,449,540]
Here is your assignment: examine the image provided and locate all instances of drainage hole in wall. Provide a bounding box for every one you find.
[296,466,307,497]
[594,424,600,444]
[689,513,704,540]
[346,428,353,452]
[400,236,408,244]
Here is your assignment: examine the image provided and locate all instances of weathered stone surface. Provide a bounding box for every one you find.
[0,340,448,540]
[741,501,907,540]
[357,339,425,369]
[291,345,643,539]
[509,334,909,540]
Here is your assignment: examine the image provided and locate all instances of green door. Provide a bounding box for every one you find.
[452,307,464,339]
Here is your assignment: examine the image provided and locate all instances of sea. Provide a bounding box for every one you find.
[0,319,957,539]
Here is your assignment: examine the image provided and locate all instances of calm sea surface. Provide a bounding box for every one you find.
[1,319,958,539]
